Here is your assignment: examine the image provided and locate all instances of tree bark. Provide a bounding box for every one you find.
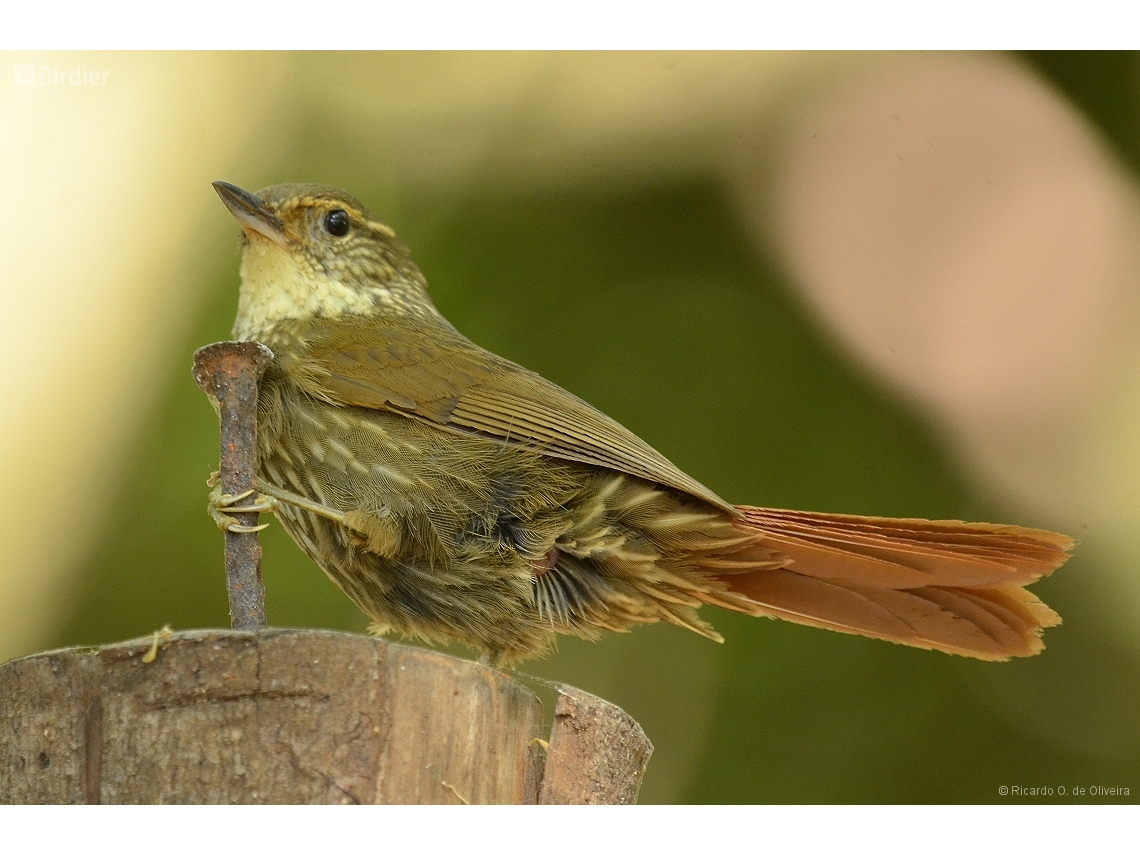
[0,629,651,804]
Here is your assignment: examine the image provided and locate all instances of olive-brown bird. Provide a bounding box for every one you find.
[211,180,1073,665]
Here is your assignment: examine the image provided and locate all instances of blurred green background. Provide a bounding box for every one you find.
[8,51,1140,803]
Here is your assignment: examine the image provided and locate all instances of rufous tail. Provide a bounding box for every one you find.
[707,507,1073,661]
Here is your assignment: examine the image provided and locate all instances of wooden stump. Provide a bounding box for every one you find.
[0,629,651,804]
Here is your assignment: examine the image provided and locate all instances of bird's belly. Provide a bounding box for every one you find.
[255,381,749,661]
[258,391,589,651]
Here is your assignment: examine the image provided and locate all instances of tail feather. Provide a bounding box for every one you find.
[706,506,1072,660]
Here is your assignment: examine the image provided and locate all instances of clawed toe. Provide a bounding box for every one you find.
[208,502,271,533]
[208,483,278,532]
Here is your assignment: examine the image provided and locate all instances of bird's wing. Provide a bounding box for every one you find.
[279,319,734,511]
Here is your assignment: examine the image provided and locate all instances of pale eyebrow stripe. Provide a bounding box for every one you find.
[364,219,396,237]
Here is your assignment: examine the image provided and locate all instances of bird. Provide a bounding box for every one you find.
[210,180,1073,666]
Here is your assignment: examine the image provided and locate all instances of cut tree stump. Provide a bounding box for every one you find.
[0,629,651,804]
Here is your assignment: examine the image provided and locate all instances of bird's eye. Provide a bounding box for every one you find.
[324,209,350,237]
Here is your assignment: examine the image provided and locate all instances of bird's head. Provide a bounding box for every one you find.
[213,181,436,342]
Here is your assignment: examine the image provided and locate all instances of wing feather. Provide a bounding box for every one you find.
[281,318,733,511]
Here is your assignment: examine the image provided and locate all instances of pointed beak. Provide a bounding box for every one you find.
[212,181,289,247]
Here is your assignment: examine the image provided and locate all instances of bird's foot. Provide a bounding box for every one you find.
[207,472,277,533]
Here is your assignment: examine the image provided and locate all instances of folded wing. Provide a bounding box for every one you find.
[284,316,733,510]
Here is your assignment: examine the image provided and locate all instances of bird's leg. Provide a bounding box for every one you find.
[255,479,350,524]
[208,471,354,533]
[251,478,401,558]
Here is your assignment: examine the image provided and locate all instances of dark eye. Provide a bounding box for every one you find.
[324,209,350,237]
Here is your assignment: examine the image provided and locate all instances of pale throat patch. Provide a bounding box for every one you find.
[232,236,380,341]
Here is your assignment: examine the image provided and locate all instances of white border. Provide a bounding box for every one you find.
[2,1,1138,50]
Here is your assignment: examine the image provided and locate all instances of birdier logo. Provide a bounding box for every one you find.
[13,65,110,86]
